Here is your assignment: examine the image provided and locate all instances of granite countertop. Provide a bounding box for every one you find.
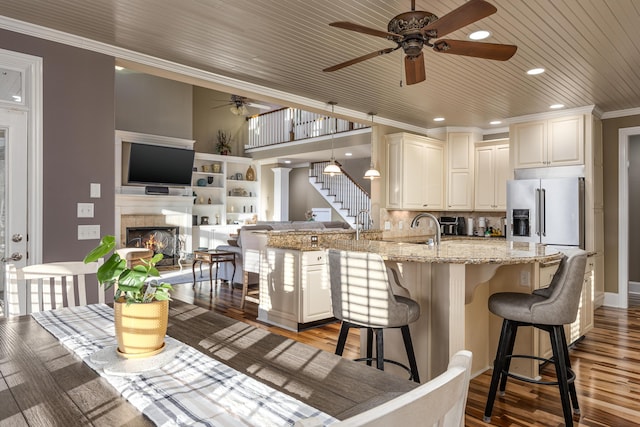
[325,239,562,265]
[384,234,507,244]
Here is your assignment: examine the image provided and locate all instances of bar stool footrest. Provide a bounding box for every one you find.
[505,354,576,386]
[353,357,415,381]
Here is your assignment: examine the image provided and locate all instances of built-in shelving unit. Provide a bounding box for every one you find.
[191,153,259,228]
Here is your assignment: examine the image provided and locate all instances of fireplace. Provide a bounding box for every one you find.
[125,226,180,266]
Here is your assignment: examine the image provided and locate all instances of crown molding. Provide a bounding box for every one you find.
[504,105,597,125]
[601,107,640,120]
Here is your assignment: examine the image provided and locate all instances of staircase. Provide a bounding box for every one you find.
[308,161,371,228]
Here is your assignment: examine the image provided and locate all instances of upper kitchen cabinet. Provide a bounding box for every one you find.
[475,140,510,211]
[512,115,584,169]
[386,132,445,210]
[446,132,477,211]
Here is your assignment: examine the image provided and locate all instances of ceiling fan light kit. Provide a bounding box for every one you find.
[324,0,517,85]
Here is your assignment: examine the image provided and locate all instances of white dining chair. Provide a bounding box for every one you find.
[295,350,472,427]
[5,261,102,316]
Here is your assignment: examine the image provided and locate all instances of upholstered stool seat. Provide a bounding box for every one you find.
[328,249,421,383]
[484,249,587,426]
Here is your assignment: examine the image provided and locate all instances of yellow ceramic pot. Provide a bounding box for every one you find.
[114,299,169,358]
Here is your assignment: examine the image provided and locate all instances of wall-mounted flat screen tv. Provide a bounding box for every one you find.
[126,143,195,187]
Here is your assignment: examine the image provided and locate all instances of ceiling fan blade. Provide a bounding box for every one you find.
[422,0,497,38]
[329,22,402,40]
[433,39,517,60]
[323,48,396,72]
[404,53,426,85]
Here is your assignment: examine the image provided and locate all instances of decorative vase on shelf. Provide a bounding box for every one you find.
[246,165,256,181]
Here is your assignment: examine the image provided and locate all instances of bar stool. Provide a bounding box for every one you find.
[484,249,587,426]
[327,249,421,383]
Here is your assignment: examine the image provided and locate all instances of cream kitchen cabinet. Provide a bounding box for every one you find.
[385,132,445,210]
[512,115,584,169]
[258,248,333,331]
[474,140,510,211]
[447,132,476,210]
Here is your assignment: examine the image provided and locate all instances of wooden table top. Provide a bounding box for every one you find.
[0,300,417,425]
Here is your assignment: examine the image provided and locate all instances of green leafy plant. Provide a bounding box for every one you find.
[216,130,232,155]
[84,235,173,304]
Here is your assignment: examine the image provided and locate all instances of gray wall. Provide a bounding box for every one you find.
[0,28,115,264]
[115,70,192,139]
[192,86,247,155]
[629,135,640,281]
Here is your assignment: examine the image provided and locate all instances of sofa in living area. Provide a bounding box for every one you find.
[215,221,351,286]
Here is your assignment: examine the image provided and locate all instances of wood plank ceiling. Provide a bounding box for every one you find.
[0,0,638,129]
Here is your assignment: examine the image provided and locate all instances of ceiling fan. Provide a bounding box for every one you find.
[323,0,517,85]
[213,94,272,116]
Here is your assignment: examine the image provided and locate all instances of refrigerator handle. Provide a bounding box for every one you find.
[540,188,546,236]
[535,188,541,236]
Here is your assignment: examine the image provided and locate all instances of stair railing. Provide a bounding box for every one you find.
[309,161,371,219]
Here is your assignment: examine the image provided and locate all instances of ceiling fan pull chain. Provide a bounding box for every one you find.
[399,55,404,87]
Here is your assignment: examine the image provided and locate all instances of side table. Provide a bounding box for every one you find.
[192,249,236,292]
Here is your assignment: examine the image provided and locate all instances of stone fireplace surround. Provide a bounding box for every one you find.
[115,193,193,265]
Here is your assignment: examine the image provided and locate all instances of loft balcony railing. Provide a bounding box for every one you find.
[246,107,367,149]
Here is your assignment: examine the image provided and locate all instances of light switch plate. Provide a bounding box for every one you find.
[90,183,101,198]
[78,225,100,240]
[77,203,94,218]
[384,221,391,230]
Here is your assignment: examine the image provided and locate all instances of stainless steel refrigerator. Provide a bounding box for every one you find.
[506,177,584,247]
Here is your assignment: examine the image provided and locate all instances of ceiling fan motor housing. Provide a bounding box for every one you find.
[388,11,438,57]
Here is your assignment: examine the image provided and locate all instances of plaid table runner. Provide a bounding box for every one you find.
[32,304,337,426]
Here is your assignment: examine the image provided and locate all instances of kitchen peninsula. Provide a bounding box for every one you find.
[260,231,563,380]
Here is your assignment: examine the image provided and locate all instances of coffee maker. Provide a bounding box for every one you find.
[440,216,466,236]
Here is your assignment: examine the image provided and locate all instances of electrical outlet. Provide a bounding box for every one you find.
[520,270,530,287]
[384,221,391,230]
[77,202,94,218]
[399,221,403,230]
[78,225,100,240]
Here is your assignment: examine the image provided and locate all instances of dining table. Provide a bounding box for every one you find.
[0,299,417,426]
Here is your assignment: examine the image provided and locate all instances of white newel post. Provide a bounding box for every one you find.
[271,167,291,221]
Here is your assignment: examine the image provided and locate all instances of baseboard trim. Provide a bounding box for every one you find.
[604,292,623,308]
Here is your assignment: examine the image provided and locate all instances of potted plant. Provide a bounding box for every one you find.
[216,130,232,155]
[84,235,173,359]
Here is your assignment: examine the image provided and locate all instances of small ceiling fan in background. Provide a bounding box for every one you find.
[323,0,517,85]
[213,94,272,116]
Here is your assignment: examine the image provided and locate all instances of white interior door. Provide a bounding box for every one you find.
[0,108,28,315]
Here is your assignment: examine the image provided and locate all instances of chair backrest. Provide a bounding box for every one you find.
[330,350,473,427]
[5,261,101,316]
[531,248,588,325]
[240,228,269,274]
[327,249,409,328]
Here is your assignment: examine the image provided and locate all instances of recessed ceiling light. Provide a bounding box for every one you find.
[527,68,545,75]
[283,160,291,164]
[115,65,124,71]
[345,152,353,156]
[490,120,502,125]
[469,30,490,40]
[433,117,445,122]
[550,104,565,109]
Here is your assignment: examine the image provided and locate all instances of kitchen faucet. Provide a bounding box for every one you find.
[355,209,371,240]
[410,212,441,246]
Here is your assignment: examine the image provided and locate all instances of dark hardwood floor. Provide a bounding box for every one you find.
[175,280,640,426]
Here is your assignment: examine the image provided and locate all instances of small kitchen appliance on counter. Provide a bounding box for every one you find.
[440,216,466,236]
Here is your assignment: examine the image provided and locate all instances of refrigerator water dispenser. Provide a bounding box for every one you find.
[512,209,530,237]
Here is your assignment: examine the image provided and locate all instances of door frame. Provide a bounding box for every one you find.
[0,49,43,264]
[617,126,640,309]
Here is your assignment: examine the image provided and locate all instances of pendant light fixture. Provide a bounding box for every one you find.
[323,101,341,175]
[364,113,381,180]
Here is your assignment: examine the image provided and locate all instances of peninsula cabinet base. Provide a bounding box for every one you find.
[258,248,334,332]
